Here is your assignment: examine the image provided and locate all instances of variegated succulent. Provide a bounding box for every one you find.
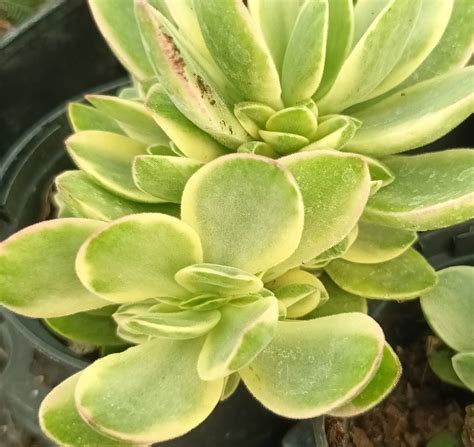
[0,0,473,445]
[421,266,474,392]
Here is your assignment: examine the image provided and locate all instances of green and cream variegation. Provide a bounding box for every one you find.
[1,0,474,444]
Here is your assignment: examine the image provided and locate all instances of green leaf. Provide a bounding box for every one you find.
[240,313,384,418]
[115,308,221,340]
[330,344,401,416]
[88,0,154,81]
[221,373,241,401]
[76,338,223,443]
[357,155,394,195]
[326,248,437,300]
[302,115,361,151]
[452,352,474,391]
[66,131,162,203]
[86,95,169,146]
[45,307,124,346]
[237,141,279,159]
[346,68,474,156]
[194,0,282,109]
[266,107,318,139]
[314,0,353,99]
[268,150,370,277]
[146,85,230,162]
[40,373,139,447]
[175,263,263,296]
[234,102,275,139]
[420,266,474,352]
[427,432,462,447]
[304,273,367,319]
[351,0,389,48]
[281,0,328,104]
[198,296,279,380]
[259,131,310,156]
[146,144,175,156]
[181,154,304,275]
[0,219,108,318]
[342,221,416,264]
[133,155,202,203]
[68,103,125,134]
[267,268,327,319]
[367,0,454,98]
[248,0,305,74]
[76,214,203,303]
[427,344,466,388]
[55,171,180,221]
[135,1,248,148]
[318,0,422,113]
[401,0,474,89]
[363,150,474,230]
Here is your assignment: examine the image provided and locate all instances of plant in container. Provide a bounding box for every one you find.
[0,0,473,446]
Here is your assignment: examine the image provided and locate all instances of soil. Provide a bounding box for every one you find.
[326,333,473,447]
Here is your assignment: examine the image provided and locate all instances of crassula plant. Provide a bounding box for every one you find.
[0,0,473,445]
[420,266,474,392]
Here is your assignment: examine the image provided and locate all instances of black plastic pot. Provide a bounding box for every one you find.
[0,0,125,157]
[0,92,292,446]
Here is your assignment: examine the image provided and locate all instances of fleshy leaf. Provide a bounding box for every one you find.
[88,0,154,81]
[248,0,305,73]
[181,154,304,275]
[0,219,108,318]
[259,131,310,156]
[45,307,124,346]
[367,0,453,98]
[133,155,202,203]
[267,269,327,319]
[346,68,474,156]
[135,1,248,148]
[268,150,370,277]
[314,0,353,99]
[197,296,279,380]
[86,95,169,146]
[330,344,401,417]
[146,85,230,162]
[66,131,161,203]
[55,171,179,221]
[266,107,318,139]
[237,141,279,159]
[76,214,203,303]
[175,263,263,296]
[240,313,384,418]
[357,155,394,195]
[305,274,367,319]
[400,0,474,89]
[114,308,221,340]
[318,0,422,113]
[420,266,474,352]
[68,103,125,134]
[146,144,175,156]
[281,0,328,104]
[40,373,139,447]
[427,342,466,389]
[363,150,474,230]
[221,373,241,401]
[342,221,416,264]
[76,339,223,443]
[326,249,437,300]
[194,0,282,109]
[452,352,474,391]
[234,102,275,139]
[302,115,361,151]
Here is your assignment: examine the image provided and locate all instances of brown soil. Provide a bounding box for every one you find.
[326,333,473,447]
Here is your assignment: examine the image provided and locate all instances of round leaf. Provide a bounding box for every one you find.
[240,313,385,418]
[76,339,223,444]
[181,154,304,275]
[326,249,437,300]
[76,214,203,303]
[0,219,108,318]
[452,352,474,391]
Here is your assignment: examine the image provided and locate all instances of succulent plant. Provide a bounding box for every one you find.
[0,0,473,445]
[421,266,474,392]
